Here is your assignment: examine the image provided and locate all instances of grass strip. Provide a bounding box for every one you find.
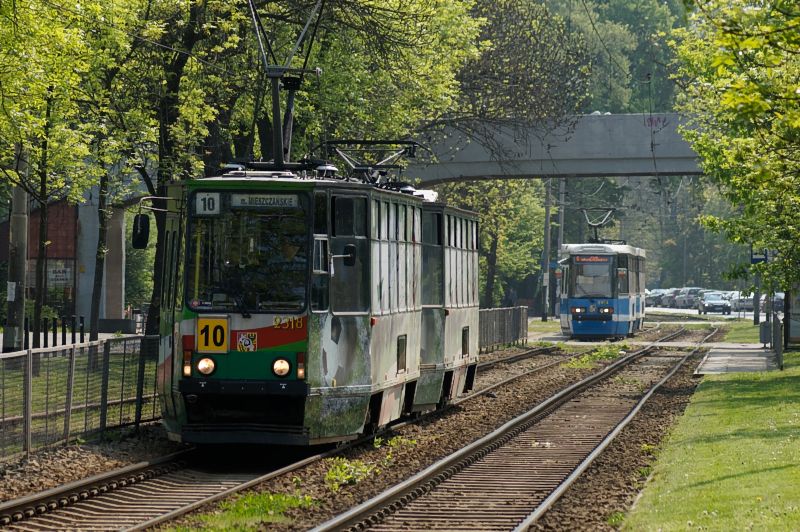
[721,320,762,343]
[624,351,800,530]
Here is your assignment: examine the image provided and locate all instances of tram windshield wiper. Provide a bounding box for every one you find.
[231,294,251,318]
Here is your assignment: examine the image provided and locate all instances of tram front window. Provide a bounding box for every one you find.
[186,193,309,313]
[569,256,613,298]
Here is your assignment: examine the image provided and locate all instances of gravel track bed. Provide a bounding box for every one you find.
[165,350,641,531]
[671,328,717,344]
[478,345,535,365]
[532,352,703,531]
[474,351,572,390]
[645,313,709,322]
[0,425,186,502]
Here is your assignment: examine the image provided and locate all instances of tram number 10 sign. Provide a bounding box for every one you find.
[196,317,229,353]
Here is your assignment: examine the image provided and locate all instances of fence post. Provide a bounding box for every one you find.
[63,346,77,443]
[99,341,112,432]
[71,315,76,344]
[42,318,48,348]
[61,317,66,346]
[24,348,32,456]
[52,317,57,346]
[80,316,85,343]
[134,340,147,428]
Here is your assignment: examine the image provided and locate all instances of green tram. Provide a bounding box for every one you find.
[147,168,479,445]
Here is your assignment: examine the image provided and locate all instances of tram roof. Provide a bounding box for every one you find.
[560,243,646,258]
[189,172,436,199]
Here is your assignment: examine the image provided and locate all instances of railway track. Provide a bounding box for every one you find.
[0,329,697,531]
[311,328,710,531]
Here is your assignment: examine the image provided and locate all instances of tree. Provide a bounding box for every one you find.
[0,1,99,345]
[670,0,800,291]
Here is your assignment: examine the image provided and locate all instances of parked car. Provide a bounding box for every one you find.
[662,288,682,308]
[731,292,754,312]
[675,287,703,309]
[760,292,785,313]
[645,288,667,306]
[698,292,731,315]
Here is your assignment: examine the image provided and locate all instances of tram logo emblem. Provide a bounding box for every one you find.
[237,332,257,352]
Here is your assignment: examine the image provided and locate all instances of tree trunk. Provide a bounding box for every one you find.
[203,105,234,176]
[89,170,110,341]
[143,3,203,337]
[33,89,54,353]
[482,232,499,308]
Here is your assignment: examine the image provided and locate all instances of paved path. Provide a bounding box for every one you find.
[695,343,779,374]
[528,329,778,375]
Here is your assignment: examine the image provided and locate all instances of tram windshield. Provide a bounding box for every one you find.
[569,255,613,298]
[185,192,309,313]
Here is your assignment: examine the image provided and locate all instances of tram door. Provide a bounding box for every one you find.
[559,264,570,333]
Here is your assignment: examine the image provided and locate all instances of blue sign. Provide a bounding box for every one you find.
[751,247,767,264]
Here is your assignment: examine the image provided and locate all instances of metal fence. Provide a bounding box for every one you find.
[479,306,529,352]
[0,335,159,461]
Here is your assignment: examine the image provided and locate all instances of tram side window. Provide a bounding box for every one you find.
[422,212,443,306]
[162,230,173,310]
[332,197,367,236]
[639,258,646,294]
[311,238,329,311]
[314,192,328,235]
[331,196,369,313]
[617,255,629,295]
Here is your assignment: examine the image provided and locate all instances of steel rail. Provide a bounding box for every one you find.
[310,328,690,531]
[0,449,191,525]
[513,326,718,530]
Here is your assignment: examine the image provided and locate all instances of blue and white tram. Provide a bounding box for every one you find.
[558,243,646,339]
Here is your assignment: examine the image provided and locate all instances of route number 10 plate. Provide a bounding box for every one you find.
[196,317,229,353]
[195,192,220,215]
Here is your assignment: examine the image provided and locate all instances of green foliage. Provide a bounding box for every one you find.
[563,344,626,369]
[324,457,378,492]
[641,443,657,456]
[457,0,590,124]
[195,491,314,529]
[670,1,800,291]
[607,511,626,527]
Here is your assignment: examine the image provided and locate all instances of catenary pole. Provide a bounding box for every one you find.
[542,179,551,321]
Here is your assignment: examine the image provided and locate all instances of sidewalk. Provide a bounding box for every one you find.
[694,343,779,374]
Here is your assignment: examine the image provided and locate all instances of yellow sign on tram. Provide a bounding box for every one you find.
[196,317,229,353]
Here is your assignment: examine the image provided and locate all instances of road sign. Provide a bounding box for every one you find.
[751,247,767,264]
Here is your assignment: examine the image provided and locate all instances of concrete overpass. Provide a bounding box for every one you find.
[407,113,701,185]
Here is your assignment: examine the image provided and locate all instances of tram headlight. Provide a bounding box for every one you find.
[272,358,291,377]
[197,357,216,375]
[570,307,586,314]
[599,307,614,314]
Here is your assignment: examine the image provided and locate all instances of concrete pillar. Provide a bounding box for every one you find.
[103,208,125,319]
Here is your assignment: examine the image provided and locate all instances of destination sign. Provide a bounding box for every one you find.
[231,194,298,209]
[575,255,610,263]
